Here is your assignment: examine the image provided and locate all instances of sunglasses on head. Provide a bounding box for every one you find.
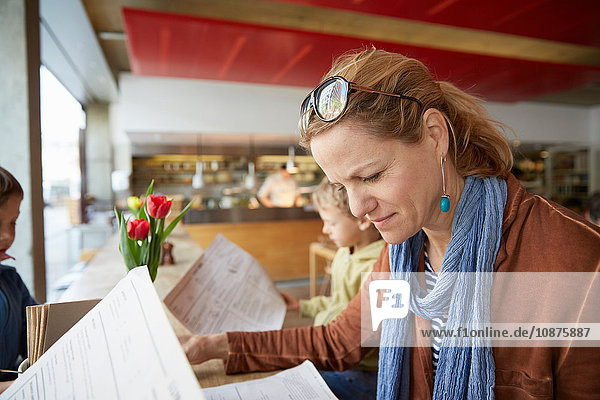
[300,76,423,134]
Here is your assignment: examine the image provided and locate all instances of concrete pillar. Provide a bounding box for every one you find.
[85,102,113,204]
[0,0,46,300]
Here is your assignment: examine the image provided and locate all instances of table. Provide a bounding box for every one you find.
[59,226,281,388]
[308,242,337,297]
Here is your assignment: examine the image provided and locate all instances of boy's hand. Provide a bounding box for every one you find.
[280,292,300,311]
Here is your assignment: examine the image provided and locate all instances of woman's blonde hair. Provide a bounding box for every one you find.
[311,177,354,219]
[300,48,513,178]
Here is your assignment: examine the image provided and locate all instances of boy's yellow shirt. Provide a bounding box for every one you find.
[299,239,385,370]
[299,239,384,325]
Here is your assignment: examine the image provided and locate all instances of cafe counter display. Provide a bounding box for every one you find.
[131,153,325,208]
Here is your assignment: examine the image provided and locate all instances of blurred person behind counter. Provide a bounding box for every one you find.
[257,164,302,208]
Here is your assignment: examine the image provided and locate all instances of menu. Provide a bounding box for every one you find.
[164,234,286,334]
[0,266,204,400]
[202,360,338,400]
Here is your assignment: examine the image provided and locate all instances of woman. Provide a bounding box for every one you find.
[181,49,600,399]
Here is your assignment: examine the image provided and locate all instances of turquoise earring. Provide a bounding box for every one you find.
[440,156,450,212]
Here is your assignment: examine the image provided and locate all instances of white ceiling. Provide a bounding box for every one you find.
[40,0,117,105]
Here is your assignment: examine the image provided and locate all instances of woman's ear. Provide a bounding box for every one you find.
[422,108,449,157]
[356,216,372,232]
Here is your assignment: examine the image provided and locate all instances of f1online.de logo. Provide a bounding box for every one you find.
[369,280,410,330]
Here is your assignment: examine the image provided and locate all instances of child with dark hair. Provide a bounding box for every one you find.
[0,166,37,386]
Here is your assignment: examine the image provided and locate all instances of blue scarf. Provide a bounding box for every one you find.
[377,176,507,400]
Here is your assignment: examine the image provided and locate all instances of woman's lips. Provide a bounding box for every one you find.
[369,213,395,229]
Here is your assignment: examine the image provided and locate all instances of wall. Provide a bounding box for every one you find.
[118,74,307,135]
[486,102,592,144]
[0,0,46,298]
[589,105,600,191]
[40,0,117,105]
[588,105,600,144]
[111,75,600,193]
[115,74,597,143]
[0,0,33,286]
[86,102,113,202]
[109,101,132,176]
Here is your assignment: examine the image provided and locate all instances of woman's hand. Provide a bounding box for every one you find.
[178,333,228,365]
[281,292,300,311]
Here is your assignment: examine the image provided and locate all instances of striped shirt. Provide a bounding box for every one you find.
[423,247,448,376]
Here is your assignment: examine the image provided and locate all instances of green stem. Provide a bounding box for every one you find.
[147,217,164,281]
[149,217,157,266]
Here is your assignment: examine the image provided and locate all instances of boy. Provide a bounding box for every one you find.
[282,177,384,399]
[0,166,37,387]
[283,178,383,325]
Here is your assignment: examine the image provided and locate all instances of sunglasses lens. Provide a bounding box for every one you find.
[300,95,313,133]
[315,78,349,122]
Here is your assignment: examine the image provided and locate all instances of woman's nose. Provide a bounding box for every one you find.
[347,188,376,219]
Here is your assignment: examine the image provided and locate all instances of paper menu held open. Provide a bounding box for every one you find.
[164,234,286,334]
[202,360,339,400]
[1,266,205,400]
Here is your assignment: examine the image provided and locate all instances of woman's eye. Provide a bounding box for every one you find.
[335,185,345,192]
[363,172,381,183]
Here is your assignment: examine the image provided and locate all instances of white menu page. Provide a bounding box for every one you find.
[202,360,338,400]
[1,266,204,400]
[164,234,286,334]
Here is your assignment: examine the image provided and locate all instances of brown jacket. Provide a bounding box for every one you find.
[226,175,600,399]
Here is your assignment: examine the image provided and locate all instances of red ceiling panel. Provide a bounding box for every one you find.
[123,7,600,103]
[276,0,600,47]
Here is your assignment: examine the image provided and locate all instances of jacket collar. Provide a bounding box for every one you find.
[501,174,525,235]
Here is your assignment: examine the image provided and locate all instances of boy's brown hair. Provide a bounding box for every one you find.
[0,166,24,206]
[311,177,354,219]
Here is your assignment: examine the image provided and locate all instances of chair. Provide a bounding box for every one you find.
[308,242,337,297]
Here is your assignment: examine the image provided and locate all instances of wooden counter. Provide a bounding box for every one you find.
[183,219,323,281]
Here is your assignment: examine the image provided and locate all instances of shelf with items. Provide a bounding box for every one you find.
[254,155,323,184]
[132,155,245,192]
[131,153,325,210]
[510,143,548,196]
[546,147,590,208]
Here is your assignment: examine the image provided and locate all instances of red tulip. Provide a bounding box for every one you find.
[127,218,150,240]
[146,195,172,219]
